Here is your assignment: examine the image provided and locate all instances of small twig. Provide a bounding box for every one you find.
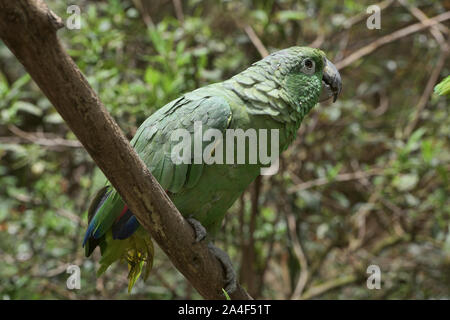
[7,124,82,148]
[403,43,449,138]
[334,31,350,61]
[346,158,395,253]
[372,89,390,116]
[302,241,336,292]
[349,191,380,252]
[300,274,359,300]
[286,211,309,299]
[288,168,384,193]
[172,0,184,24]
[56,208,86,227]
[131,0,155,28]
[398,3,446,46]
[239,176,261,296]
[153,266,180,298]
[244,25,269,58]
[256,207,282,297]
[397,0,449,45]
[308,33,325,49]
[42,282,78,299]
[43,259,83,277]
[336,11,450,69]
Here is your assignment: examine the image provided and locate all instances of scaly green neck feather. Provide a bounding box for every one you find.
[221,63,320,137]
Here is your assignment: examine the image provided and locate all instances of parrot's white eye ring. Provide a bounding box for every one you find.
[302,58,315,75]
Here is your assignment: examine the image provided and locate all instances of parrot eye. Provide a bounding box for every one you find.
[302,58,315,75]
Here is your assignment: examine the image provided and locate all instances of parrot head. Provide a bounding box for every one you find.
[258,46,342,112]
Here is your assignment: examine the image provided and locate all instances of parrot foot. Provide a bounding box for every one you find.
[186,217,237,294]
[207,242,237,294]
[187,217,207,242]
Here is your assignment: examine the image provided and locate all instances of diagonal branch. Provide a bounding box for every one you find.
[397,0,449,43]
[336,11,450,69]
[0,0,251,300]
[7,124,82,149]
[403,44,449,138]
[244,25,269,58]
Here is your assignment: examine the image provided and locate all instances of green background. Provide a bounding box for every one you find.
[0,0,449,299]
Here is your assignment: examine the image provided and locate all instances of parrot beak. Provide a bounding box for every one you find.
[320,58,342,103]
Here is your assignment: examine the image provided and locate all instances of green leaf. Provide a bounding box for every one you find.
[434,75,450,96]
[393,174,419,192]
[222,288,231,300]
[44,112,64,124]
[145,67,161,86]
[420,140,434,164]
[13,101,42,117]
[276,10,307,23]
[326,163,343,181]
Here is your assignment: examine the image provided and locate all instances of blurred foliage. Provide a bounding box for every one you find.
[435,75,450,96]
[0,0,449,299]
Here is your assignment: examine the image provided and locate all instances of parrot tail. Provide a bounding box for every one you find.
[83,186,154,292]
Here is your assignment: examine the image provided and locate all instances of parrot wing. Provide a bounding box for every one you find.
[82,91,233,288]
[131,90,233,193]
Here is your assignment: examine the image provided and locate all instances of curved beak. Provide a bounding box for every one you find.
[320,58,342,103]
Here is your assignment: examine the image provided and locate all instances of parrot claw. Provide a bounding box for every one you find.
[186,217,237,294]
[187,217,207,242]
[207,242,237,294]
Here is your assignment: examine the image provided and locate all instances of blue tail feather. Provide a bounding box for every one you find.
[112,210,140,240]
[83,189,111,247]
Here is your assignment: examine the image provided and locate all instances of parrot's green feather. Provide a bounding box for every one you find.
[85,186,109,257]
[86,192,124,243]
[132,95,233,192]
[95,227,154,293]
[84,46,333,291]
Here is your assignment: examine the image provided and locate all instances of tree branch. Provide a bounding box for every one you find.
[336,11,450,69]
[7,124,82,149]
[403,43,449,138]
[244,25,269,58]
[0,0,251,300]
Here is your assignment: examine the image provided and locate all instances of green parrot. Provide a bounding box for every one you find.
[83,46,342,292]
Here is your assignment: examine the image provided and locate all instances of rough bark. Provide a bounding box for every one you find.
[0,0,251,300]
